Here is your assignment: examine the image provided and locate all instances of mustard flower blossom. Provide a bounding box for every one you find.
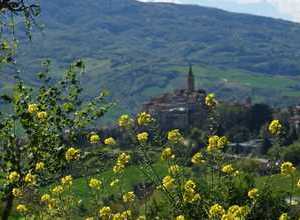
[137,112,153,126]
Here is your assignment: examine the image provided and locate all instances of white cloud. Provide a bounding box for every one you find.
[139,0,300,22]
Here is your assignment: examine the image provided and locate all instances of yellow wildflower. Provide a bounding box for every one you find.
[281,162,296,176]
[218,136,229,148]
[162,175,175,190]
[248,188,259,199]
[161,147,174,160]
[99,206,111,218]
[121,210,132,218]
[117,153,131,165]
[297,179,300,188]
[104,137,117,145]
[37,111,47,120]
[28,103,38,113]
[113,163,125,174]
[137,132,149,143]
[137,215,146,220]
[205,93,217,107]
[184,180,197,191]
[137,112,153,126]
[7,171,20,183]
[176,215,185,220]
[118,114,133,128]
[110,179,120,187]
[41,194,51,203]
[183,189,200,203]
[85,218,94,220]
[65,147,80,161]
[168,165,181,175]
[268,119,282,136]
[89,178,102,190]
[191,152,205,165]
[90,133,100,144]
[52,185,64,194]
[24,173,37,185]
[35,162,45,172]
[123,191,135,203]
[16,204,27,214]
[236,205,250,218]
[167,129,183,143]
[209,203,225,218]
[221,213,235,220]
[227,205,240,215]
[279,213,289,220]
[61,175,73,186]
[183,179,200,203]
[222,164,234,174]
[12,188,23,198]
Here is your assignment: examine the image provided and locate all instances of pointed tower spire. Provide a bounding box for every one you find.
[187,64,195,93]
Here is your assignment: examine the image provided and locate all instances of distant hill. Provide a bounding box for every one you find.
[2,0,300,118]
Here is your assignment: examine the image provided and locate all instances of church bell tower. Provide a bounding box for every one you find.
[187,64,195,93]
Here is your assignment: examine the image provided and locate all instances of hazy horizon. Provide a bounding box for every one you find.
[138,0,300,23]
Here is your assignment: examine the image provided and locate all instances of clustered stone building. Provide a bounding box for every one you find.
[142,66,208,131]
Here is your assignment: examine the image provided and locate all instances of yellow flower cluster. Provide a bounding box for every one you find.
[176,215,185,220]
[28,103,38,113]
[162,175,175,190]
[89,178,102,190]
[12,188,23,198]
[205,93,217,107]
[99,206,111,219]
[41,194,51,203]
[207,135,228,152]
[35,162,45,172]
[24,173,37,185]
[209,203,225,219]
[191,152,205,165]
[52,185,64,195]
[168,165,181,175]
[7,171,20,183]
[221,205,250,220]
[41,194,56,210]
[104,137,117,145]
[136,215,146,220]
[222,164,234,174]
[167,129,183,143]
[112,210,131,220]
[37,111,47,120]
[61,175,73,186]
[280,162,296,176]
[268,119,282,136]
[90,133,100,144]
[65,147,80,161]
[122,191,135,203]
[297,179,300,188]
[16,204,28,214]
[248,188,259,199]
[113,153,130,174]
[137,132,149,143]
[183,180,200,203]
[118,114,133,128]
[161,147,175,160]
[279,213,289,220]
[137,112,153,126]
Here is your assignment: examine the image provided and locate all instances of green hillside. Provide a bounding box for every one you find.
[2,0,300,117]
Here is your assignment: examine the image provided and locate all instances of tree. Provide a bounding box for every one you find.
[0,61,111,219]
[248,103,272,134]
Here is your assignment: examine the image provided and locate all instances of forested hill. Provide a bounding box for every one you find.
[3,0,300,115]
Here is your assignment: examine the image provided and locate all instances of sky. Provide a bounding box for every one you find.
[138,0,300,23]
